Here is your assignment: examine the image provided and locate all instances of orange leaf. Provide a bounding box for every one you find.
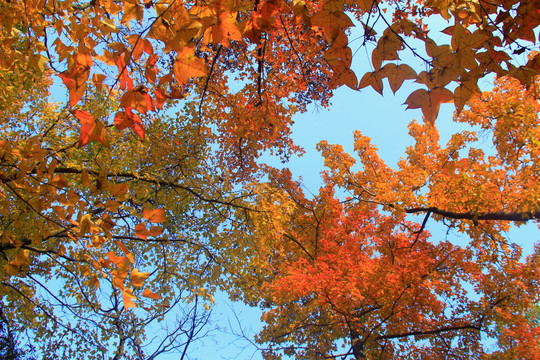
[148,226,164,237]
[135,222,150,240]
[211,11,243,47]
[311,10,354,43]
[359,71,383,95]
[331,68,358,90]
[81,169,90,187]
[122,289,137,308]
[120,88,154,114]
[142,288,161,300]
[143,208,167,223]
[155,88,168,109]
[59,71,87,106]
[113,108,145,140]
[381,64,417,94]
[116,240,134,264]
[107,251,130,273]
[174,46,207,85]
[73,110,108,146]
[454,80,479,113]
[122,1,144,24]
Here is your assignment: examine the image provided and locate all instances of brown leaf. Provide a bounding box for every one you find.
[404,87,454,124]
[359,71,383,95]
[381,64,416,93]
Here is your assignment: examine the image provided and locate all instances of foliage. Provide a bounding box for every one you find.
[0,71,251,358]
[238,76,540,359]
[1,0,539,144]
[0,0,540,358]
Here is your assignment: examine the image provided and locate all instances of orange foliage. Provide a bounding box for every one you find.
[243,77,540,359]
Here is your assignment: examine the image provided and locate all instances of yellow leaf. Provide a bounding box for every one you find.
[79,213,92,237]
[130,268,150,287]
[122,1,144,25]
[100,18,118,34]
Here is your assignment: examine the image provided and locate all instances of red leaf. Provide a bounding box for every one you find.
[73,110,108,146]
[113,108,145,140]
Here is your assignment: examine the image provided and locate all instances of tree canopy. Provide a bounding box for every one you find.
[0,0,539,359]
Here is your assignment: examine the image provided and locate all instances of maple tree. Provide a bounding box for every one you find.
[238,76,540,359]
[1,0,540,358]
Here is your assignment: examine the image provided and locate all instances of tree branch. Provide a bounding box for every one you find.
[1,166,257,212]
[375,323,481,341]
[404,206,540,222]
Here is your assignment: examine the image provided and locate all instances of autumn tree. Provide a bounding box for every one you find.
[0,69,254,358]
[237,76,540,359]
[1,0,540,358]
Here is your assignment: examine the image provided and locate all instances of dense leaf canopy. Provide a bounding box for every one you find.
[0,0,539,358]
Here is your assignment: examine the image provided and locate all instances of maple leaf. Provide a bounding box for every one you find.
[116,240,135,263]
[122,289,137,308]
[134,222,150,240]
[331,68,358,90]
[404,88,454,125]
[209,11,243,47]
[107,251,130,273]
[73,110,108,146]
[59,69,88,106]
[120,87,155,114]
[311,10,354,42]
[142,208,167,223]
[113,108,145,140]
[173,46,207,85]
[381,63,417,94]
[359,71,384,94]
[154,88,168,109]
